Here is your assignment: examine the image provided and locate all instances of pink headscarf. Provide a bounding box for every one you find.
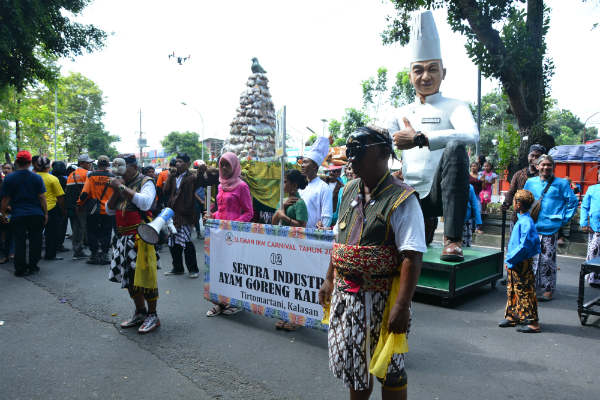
[219,152,243,192]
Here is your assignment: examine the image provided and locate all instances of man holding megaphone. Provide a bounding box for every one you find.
[106,154,162,334]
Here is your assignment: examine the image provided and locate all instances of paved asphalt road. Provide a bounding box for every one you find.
[1,239,598,400]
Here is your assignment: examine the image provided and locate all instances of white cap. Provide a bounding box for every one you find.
[409,11,442,63]
[305,136,329,167]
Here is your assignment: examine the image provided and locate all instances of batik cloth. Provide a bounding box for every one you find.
[533,233,558,293]
[462,220,473,247]
[505,258,538,323]
[328,286,407,391]
[585,232,600,284]
[168,224,192,248]
[331,243,399,293]
[109,233,159,301]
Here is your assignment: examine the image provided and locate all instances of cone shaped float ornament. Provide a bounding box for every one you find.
[223,58,276,160]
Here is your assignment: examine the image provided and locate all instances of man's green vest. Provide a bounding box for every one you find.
[337,172,415,247]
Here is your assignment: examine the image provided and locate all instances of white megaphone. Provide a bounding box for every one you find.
[137,208,177,244]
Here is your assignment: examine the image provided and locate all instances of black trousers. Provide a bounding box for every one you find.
[44,207,62,259]
[87,214,113,254]
[419,140,469,243]
[57,212,68,249]
[169,242,199,273]
[11,215,44,273]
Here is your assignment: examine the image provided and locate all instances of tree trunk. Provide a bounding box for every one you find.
[15,97,21,151]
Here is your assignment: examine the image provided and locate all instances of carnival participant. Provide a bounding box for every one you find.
[156,159,174,209]
[580,168,600,288]
[34,156,65,261]
[524,155,578,302]
[66,154,93,260]
[299,136,333,230]
[387,11,478,261]
[478,160,498,213]
[106,154,160,334]
[272,169,308,228]
[320,126,426,400]
[0,162,14,263]
[502,145,545,219]
[206,151,253,317]
[0,151,46,277]
[51,161,69,253]
[463,184,482,247]
[469,161,482,199]
[333,163,355,223]
[79,156,114,265]
[499,190,541,333]
[163,153,203,278]
[272,169,308,332]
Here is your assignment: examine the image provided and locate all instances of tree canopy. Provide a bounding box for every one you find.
[161,131,208,161]
[0,0,106,91]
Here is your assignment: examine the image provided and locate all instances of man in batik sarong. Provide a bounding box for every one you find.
[580,168,600,288]
[107,154,160,334]
[319,126,426,400]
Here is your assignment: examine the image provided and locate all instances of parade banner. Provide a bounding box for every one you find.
[204,219,334,330]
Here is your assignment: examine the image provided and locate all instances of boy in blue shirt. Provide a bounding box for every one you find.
[499,190,542,333]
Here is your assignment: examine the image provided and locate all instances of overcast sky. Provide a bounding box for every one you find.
[59,0,600,153]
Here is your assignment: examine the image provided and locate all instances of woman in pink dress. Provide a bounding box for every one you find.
[478,160,498,213]
[206,152,253,317]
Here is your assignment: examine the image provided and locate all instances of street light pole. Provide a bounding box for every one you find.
[54,87,58,160]
[181,102,205,160]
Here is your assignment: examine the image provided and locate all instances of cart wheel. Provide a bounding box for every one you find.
[491,280,497,289]
[579,314,589,326]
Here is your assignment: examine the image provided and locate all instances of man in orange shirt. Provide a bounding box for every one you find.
[79,156,114,265]
[66,154,92,259]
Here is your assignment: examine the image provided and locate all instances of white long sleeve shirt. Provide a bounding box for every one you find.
[105,181,156,215]
[387,92,478,198]
[299,177,333,229]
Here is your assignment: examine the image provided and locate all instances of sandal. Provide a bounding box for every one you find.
[282,322,298,332]
[221,305,242,316]
[206,304,223,317]
[498,318,517,328]
[516,325,541,333]
[275,320,286,330]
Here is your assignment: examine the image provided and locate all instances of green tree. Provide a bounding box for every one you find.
[389,69,415,108]
[362,67,416,120]
[545,108,598,145]
[327,108,371,146]
[382,1,558,173]
[0,0,106,91]
[161,131,208,161]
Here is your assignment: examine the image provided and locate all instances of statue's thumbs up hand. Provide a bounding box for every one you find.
[393,118,417,150]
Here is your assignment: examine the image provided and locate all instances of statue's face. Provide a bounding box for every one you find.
[409,59,446,98]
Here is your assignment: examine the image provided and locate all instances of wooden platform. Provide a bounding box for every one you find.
[416,244,503,305]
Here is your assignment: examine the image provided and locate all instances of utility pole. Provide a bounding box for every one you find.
[476,68,481,157]
[54,87,58,160]
[139,109,143,166]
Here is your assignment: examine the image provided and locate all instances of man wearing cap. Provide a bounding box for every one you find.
[387,11,478,262]
[299,136,333,229]
[502,145,545,218]
[34,156,66,261]
[156,158,175,209]
[107,154,161,333]
[163,153,201,278]
[79,155,114,265]
[66,154,93,260]
[320,127,426,399]
[0,151,47,277]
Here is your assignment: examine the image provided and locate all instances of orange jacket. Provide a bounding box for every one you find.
[78,170,114,214]
[156,169,169,191]
[65,167,89,210]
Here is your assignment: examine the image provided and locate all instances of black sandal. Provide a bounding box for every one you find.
[498,319,517,328]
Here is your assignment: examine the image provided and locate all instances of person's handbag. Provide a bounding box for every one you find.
[85,182,110,215]
[529,176,554,222]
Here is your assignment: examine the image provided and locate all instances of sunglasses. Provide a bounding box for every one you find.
[346,141,388,161]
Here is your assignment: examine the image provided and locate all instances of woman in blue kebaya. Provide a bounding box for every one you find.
[524,155,578,302]
[499,190,541,333]
[580,168,600,288]
[462,184,482,247]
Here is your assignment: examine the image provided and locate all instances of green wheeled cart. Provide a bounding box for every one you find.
[416,211,506,306]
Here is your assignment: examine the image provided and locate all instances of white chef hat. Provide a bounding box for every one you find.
[305,136,329,167]
[409,10,442,63]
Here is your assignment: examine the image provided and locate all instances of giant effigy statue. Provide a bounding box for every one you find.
[387,11,478,262]
[223,58,277,160]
